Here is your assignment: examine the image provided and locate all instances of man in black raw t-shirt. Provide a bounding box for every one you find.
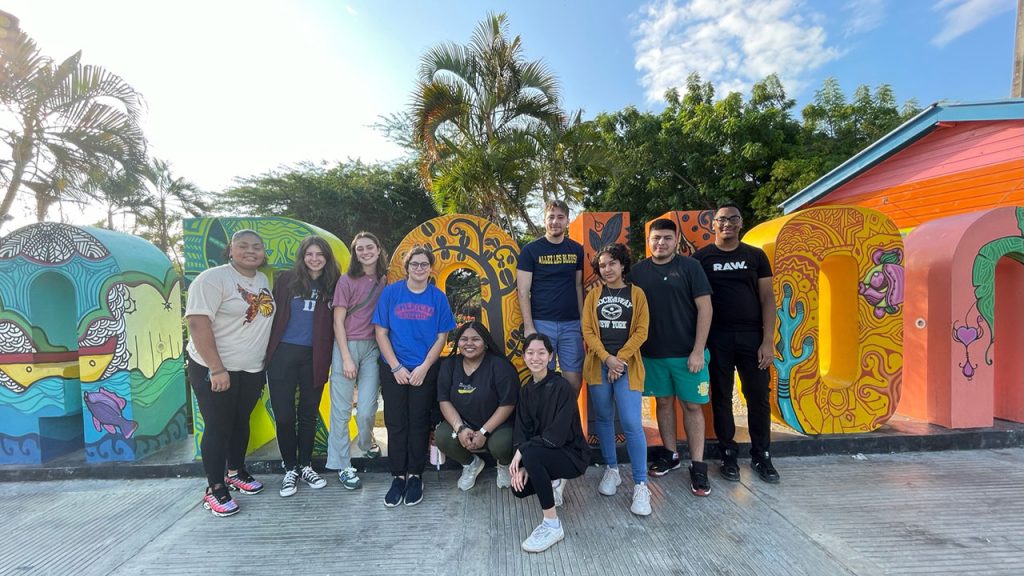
[693,203,780,484]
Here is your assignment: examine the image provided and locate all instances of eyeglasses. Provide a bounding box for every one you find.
[714,216,742,225]
[407,261,431,269]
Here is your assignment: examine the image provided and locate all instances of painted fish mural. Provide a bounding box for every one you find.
[84,388,139,439]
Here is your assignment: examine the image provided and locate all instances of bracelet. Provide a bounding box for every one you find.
[209,368,227,377]
[391,364,404,374]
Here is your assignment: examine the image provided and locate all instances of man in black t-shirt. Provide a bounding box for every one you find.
[629,219,714,497]
[517,200,585,393]
[694,203,779,484]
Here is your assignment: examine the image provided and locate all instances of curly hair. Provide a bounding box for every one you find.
[591,242,632,277]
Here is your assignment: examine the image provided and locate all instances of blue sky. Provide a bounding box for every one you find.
[2,0,1019,226]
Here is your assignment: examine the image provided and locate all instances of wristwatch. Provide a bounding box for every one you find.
[479,426,491,438]
[453,423,469,439]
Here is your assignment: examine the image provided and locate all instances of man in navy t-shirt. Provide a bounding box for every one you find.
[694,203,779,485]
[517,199,585,393]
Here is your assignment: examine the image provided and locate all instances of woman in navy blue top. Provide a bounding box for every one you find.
[266,236,341,498]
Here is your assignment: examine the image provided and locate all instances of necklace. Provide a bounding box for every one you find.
[230,263,258,290]
[463,357,483,376]
[605,284,628,299]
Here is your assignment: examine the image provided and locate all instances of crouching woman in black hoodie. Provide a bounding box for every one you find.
[510,333,589,553]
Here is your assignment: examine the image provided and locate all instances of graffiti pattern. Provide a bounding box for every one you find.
[0,223,186,463]
[754,206,904,434]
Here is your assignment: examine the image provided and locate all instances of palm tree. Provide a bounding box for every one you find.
[411,12,563,236]
[0,29,146,230]
[135,158,207,261]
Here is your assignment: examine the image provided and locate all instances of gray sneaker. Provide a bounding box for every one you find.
[630,482,652,516]
[598,466,621,496]
[457,456,486,491]
[338,467,362,490]
[279,468,299,497]
[521,522,565,553]
[496,464,512,489]
[552,479,567,507]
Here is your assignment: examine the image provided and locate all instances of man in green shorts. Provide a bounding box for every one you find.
[629,218,713,496]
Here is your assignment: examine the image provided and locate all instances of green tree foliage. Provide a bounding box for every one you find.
[410,12,603,237]
[218,160,438,252]
[0,28,146,229]
[752,78,920,219]
[585,75,920,245]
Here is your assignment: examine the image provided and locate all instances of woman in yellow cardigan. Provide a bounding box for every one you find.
[581,243,651,516]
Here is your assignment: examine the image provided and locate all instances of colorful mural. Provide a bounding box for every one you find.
[0,223,187,463]
[182,217,351,457]
[644,210,715,257]
[388,214,525,379]
[745,206,904,434]
[569,212,630,292]
[902,206,1024,428]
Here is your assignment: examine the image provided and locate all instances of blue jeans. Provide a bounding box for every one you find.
[533,319,584,373]
[590,365,647,483]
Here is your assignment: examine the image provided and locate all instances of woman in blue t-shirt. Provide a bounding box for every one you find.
[266,236,341,498]
[373,246,456,507]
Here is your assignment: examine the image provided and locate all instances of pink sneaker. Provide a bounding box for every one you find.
[224,469,264,494]
[202,486,239,517]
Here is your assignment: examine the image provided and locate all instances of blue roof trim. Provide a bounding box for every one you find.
[781,99,1024,214]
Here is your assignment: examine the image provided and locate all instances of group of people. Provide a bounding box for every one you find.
[183,198,780,555]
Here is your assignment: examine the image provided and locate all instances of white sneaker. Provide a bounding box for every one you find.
[598,466,621,496]
[631,482,652,516]
[521,522,565,553]
[552,479,567,507]
[300,465,327,489]
[457,456,486,491]
[496,464,512,488]
[279,468,299,497]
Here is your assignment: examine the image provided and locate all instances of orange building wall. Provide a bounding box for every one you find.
[812,121,1024,229]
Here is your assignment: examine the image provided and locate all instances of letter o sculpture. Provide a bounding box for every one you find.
[745,206,904,434]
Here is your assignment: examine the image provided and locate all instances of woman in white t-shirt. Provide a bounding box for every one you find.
[327,232,389,490]
[185,229,275,517]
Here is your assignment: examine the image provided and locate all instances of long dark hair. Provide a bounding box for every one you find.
[450,321,506,360]
[289,235,340,300]
[347,231,389,279]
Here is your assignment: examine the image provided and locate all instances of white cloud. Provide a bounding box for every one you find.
[843,0,885,36]
[931,0,1014,47]
[345,4,358,16]
[633,0,844,103]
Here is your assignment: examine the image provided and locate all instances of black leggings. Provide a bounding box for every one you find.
[380,361,440,477]
[267,342,322,469]
[708,329,772,456]
[188,354,265,488]
[512,446,585,510]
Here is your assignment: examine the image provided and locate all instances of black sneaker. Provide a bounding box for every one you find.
[689,461,711,497]
[720,449,740,482]
[404,475,423,506]
[752,452,780,484]
[385,477,406,507]
[649,453,681,477]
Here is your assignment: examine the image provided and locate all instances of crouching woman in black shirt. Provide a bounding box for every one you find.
[510,333,589,553]
[435,321,519,491]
